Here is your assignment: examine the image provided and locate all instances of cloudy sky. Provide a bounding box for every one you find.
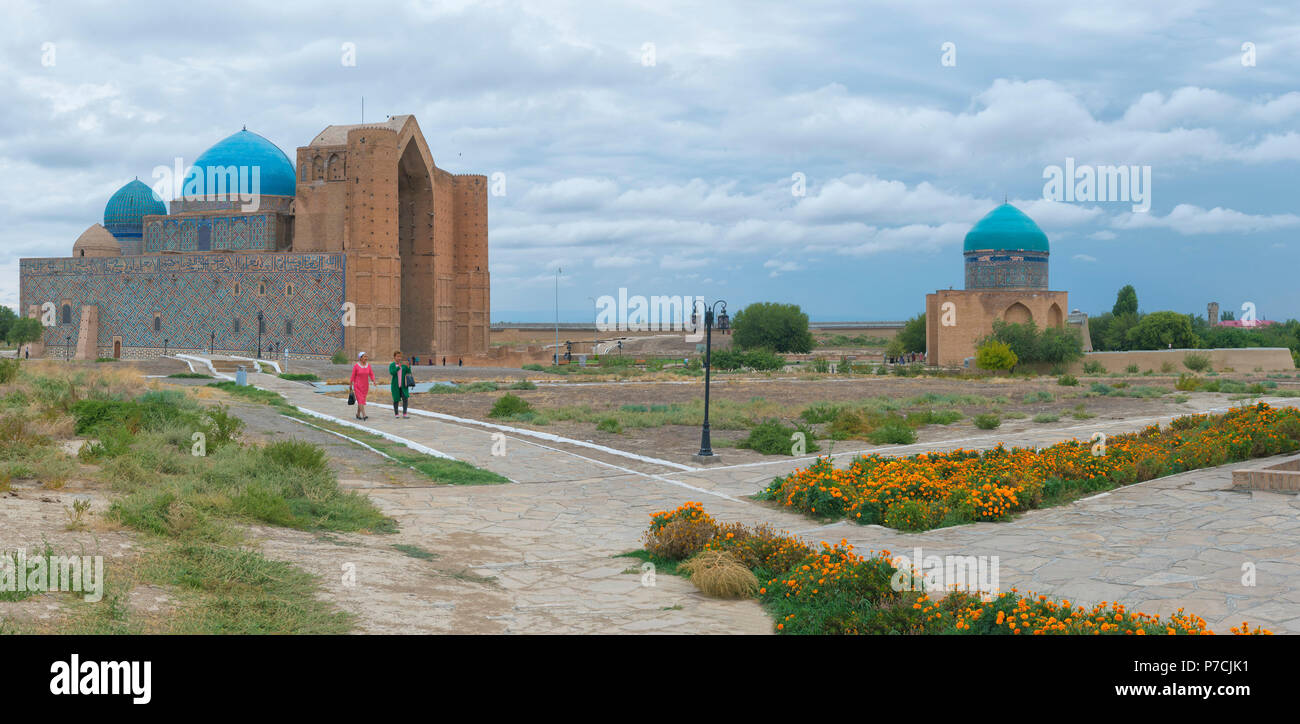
[3,0,1298,322]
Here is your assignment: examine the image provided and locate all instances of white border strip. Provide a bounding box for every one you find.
[405,408,697,472]
[499,431,742,502]
[175,354,232,380]
[291,405,458,461]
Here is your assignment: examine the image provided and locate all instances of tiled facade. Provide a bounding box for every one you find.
[964,252,1049,290]
[142,213,285,253]
[20,253,345,359]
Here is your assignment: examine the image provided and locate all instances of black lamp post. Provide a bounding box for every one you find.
[164,338,169,356]
[694,300,728,461]
[256,310,264,359]
[65,335,71,362]
[210,331,215,355]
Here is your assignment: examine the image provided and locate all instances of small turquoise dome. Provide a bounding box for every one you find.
[183,129,296,198]
[103,179,166,240]
[963,203,1050,254]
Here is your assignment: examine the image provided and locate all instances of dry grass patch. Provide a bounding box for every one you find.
[679,550,759,599]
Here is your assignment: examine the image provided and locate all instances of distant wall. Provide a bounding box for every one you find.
[1067,347,1295,373]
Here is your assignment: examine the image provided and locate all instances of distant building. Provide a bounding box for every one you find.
[19,115,489,360]
[925,203,1091,366]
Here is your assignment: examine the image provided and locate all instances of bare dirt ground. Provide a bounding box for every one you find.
[392,374,1219,465]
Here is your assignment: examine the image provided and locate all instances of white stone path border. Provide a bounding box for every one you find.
[404,407,698,472]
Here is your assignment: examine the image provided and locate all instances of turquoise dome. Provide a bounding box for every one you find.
[103,179,166,240]
[183,129,296,198]
[962,203,1049,254]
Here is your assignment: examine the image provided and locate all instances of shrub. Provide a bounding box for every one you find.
[975,341,1017,371]
[736,419,820,456]
[643,504,718,560]
[1183,353,1211,373]
[509,379,537,390]
[261,440,329,476]
[488,393,532,418]
[1175,374,1201,391]
[973,413,1001,430]
[868,421,916,445]
[595,417,622,434]
[711,348,784,371]
[1161,361,1175,373]
[522,363,544,372]
[1082,361,1105,374]
[1033,413,1060,423]
[1057,374,1078,386]
[330,350,347,365]
[678,550,759,598]
[1126,363,1139,374]
[799,402,843,424]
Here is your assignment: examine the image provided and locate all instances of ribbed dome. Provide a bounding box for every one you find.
[73,224,121,257]
[963,203,1050,254]
[103,179,166,240]
[183,129,296,198]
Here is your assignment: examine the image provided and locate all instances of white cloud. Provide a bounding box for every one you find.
[1112,204,1300,234]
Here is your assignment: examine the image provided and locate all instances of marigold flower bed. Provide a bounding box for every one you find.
[642,503,1271,635]
[756,402,1300,531]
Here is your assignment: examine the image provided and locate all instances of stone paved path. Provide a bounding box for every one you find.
[246,371,1300,634]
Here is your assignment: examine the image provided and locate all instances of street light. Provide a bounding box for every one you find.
[693,300,728,462]
[65,335,71,362]
[587,296,598,354]
[257,310,264,359]
[554,267,561,366]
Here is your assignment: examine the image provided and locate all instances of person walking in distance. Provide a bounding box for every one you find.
[390,350,412,419]
[350,351,377,420]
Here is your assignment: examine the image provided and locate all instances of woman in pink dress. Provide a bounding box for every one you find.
[350,351,377,420]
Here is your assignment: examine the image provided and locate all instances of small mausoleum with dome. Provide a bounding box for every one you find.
[19,115,489,361]
[925,203,1090,367]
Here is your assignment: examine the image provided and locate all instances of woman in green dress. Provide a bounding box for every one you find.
[389,351,412,418]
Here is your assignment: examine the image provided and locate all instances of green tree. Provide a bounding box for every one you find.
[1113,284,1138,317]
[1125,311,1199,350]
[975,340,1018,371]
[980,319,1082,364]
[884,338,905,359]
[0,305,16,344]
[8,317,44,358]
[730,302,814,353]
[896,313,926,354]
[1037,326,1085,363]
